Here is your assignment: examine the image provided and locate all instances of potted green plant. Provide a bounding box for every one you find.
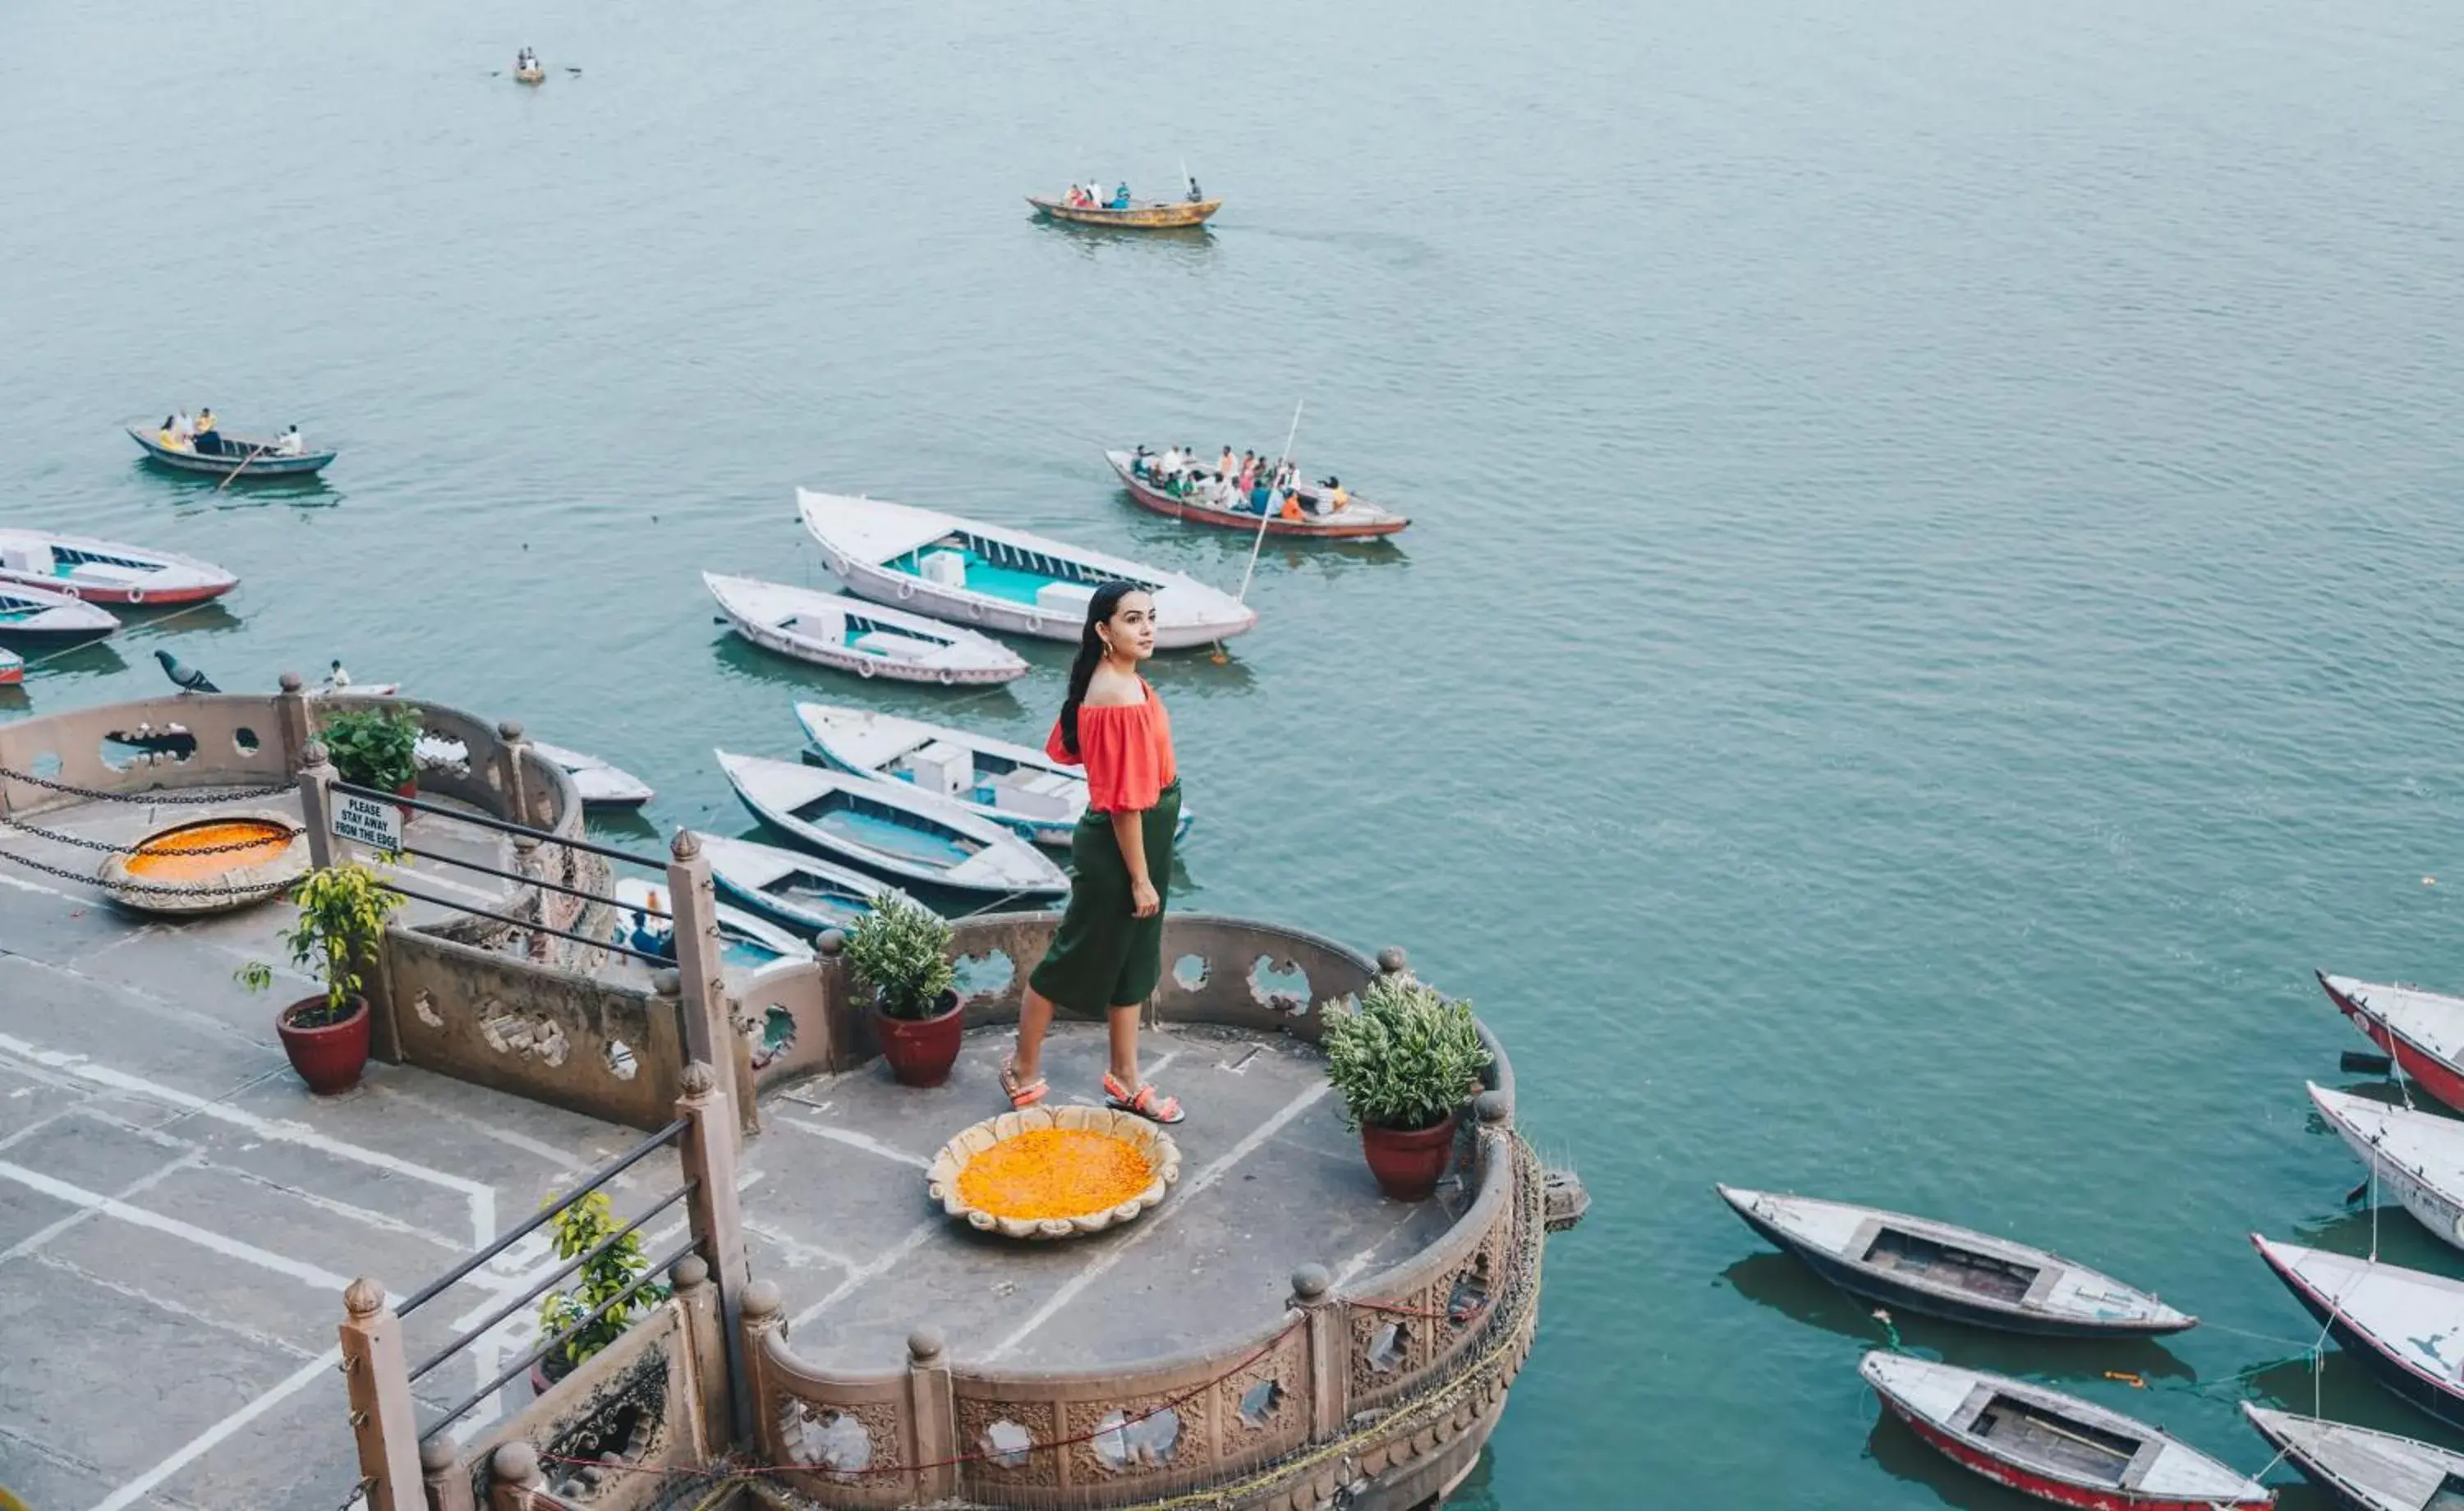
[240,861,402,1094]
[841,893,959,1086]
[319,705,425,801]
[1322,976,1493,1201]
[531,1190,668,1390]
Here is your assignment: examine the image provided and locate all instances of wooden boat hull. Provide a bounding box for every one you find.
[697,832,899,936]
[530,742,654,809]
[1028,196,1221,229]
[2307,1083,2464,1254]
[705,572,1028,686]
[715,750,1068,898]
[1720,1187,2194,1337]
[2241,1404,2463,1511]
[2319,972,2464,1114]
[515,67,545,84]
[2252,1235,2464,1431]
[126,425,335,477]
[1106,452,1409,539]
[0,530,238,607]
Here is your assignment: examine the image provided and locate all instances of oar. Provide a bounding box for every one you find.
[1235,398,1303,605]
[214,440,274,492]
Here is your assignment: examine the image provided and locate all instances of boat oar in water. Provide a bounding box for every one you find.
[214,441,273,492]
[1217,397,1305,667]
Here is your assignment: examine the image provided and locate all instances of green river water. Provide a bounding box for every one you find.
[10,1,2464,1504]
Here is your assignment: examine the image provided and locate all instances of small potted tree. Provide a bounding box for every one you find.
[241,861,402,1094]
[319,705,425,803]
[1322,976,1493,1201]
[532,1189,667,1390]
[842,893,959,1086]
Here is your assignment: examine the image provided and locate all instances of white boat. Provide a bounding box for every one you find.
[531,742,655,809]
[697,832,903,936]
[2308,1083,2464,1255]
[796,488,1258,649]
[2251,1235,2464,1429]
[704,572,1027,687]
[1860,1353,2270,1509]
[611,877,813,971]
[715,749,1068,898]
[2242,1403,2464,1511]
[794,701,1090,847]
[0,530,237,607]
[0,582,119,641]
[0,647,21,685]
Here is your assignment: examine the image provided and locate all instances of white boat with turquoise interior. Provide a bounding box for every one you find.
[0,582,119,641]
[696,832,904,937]
[796,487,1258,649]
[705,572,1027,687]
[531,742,655,809]
[795,701,1088,847]
[715,750,1069,898]
[0,529,237,607]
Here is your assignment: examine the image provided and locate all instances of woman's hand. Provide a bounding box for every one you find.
[1130,878,1161,918]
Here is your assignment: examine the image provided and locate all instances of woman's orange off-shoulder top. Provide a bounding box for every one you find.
[1046,682,1177,813]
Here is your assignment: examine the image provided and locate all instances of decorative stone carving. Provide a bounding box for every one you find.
[956,1396,1059,1489]
[1066,1391,1209,1482]
[477,1003,568,1066]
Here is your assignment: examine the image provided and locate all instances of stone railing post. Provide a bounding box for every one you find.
[421,1435,476,1511]
[739,1279,786,1459]
[297,742,338,873]
[678,1060,754,1444]
[485,1442,547,1510]
[815,928,857,1072]
[275,672,314,772]
[1376,944,1413,987]
[906,1325,958,1501]
[665,834,729,1069]
[494,720,534,827]
[668,1254,727,1459]
[1290,1264,1348,1441]
[337,1276,422,1511]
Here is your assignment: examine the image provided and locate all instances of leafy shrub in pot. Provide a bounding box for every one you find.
[241,861,402,1094]
[841,894,960,1086]
[319,705,425,794]
[534,1190,668,1385]
[1323,976,1492,1201]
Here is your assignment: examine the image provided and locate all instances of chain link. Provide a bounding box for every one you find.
[0,815,301,856]
[0,765,291,805]
[0,843,295,898]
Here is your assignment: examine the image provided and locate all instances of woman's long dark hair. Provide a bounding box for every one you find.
[1059,581,1144,757]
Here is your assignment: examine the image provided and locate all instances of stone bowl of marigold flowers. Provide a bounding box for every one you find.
[927,1105,1183,1239]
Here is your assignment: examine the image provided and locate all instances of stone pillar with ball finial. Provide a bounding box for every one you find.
[677,1059,754,1443]
[663,832,739,1111]
[336,1274,422,1511]
[906,1325,958,1500]
[296,737,338,873]
[1289,1262,1349,1439]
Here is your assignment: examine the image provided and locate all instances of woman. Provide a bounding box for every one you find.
[1000,581,1185,1123]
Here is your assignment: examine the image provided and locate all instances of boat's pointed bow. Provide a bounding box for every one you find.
[1713,1183,1764,1216]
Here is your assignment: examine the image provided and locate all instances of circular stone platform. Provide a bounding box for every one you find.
[749,1020,1471,1371]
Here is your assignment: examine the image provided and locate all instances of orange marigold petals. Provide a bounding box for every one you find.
[124,820,294,881]
[955,1129,1154,1221]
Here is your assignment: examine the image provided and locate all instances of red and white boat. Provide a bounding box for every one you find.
[2318,972,2464,1113]
[1861,1353,2272,1509]
[0,530,237,607]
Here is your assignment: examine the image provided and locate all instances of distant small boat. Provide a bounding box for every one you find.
[715,749,1068,898]
[2241,1403,2464,1511]
[530,742,653,810]
[514,65,545,84]
[697,832,901,936]
[1862,1353,2271,1509]
[2319,972,2464,1114]
[1028,195,1221,229]
[1718,1186,2194,1336]
[0,530,238,608]
[1106,451,1410,540]
[797,488,1257,649]
[0,584,119,641]
[2307,1082,2464,1255]
[611,877,812,971]
[705,572,1027,687]
[0,648,21,685]
[126,424,336,478]
[2251,1235,2464,1429]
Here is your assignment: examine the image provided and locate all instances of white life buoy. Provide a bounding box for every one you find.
[938,669,954,687]
[126,586,144,605]
[1027,613,1043,635]
[967,599,983,622]
[857,658,876,679]
[897,579,915,601]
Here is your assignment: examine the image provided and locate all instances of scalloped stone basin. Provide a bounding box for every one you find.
[99,811,306,915]
[928,1105,1182,1240]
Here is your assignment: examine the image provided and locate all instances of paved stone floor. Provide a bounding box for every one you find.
[0,797,1461,1510]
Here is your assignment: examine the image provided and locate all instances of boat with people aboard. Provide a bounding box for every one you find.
[2316,971,2464,1114]
[1860,1353,2272,1509]
[612,877,811,971]
[696,831,903,936]
[0,583,119,641]
[1028,177,1221,229]
[716,749,1069,898]
[0,530,238,607]
[126,418,334,478]
[796,488,1257,648]
[2241,1403,2464,1511]
[513,48,545,84]
[705,572,1028,686]
[1107,446,1411,539]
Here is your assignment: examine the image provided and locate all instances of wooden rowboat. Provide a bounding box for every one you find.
[1863,1353,2271,1509]
[1105,451,1409,540]
[514,66,545,84]
[0,584,119,641]
[696,832,901,937]
[0,530,237,608]
[2241,1403,2464,1511]
[1027,196,1221,229]
[1719,1186,2193,1336]
[705,572,1028,687]
[2251,1235,2464,1430]
[715,750,1068,898]
[2307,1083,2464,1256]
[126,424,336,478]
[529,742,654,810]
[795,701,1088,848]
[797,489,1257,649]
[2319,973,2464,1114]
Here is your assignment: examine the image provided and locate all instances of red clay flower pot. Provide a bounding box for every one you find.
[1359,1110,1460,1201]
[277,993,371,1095]
[873,990,963,1087]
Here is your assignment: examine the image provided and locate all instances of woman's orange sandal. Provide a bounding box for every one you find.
[1000,1057,1048,1110]
[1103,1072,1184,1124]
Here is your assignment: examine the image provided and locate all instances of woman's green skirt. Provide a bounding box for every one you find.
[1028,780,1181,1013]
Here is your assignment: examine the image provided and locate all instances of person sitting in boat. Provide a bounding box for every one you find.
[191,407,223,456]
[1324,477,1349,515]
[171,408,194,443]
[324,659,352,692]
[156,415,188,451]
[1110,182,1131,209]
[274,424,305,457]
[1278,489,1304,522]
[1185,177,1203,203]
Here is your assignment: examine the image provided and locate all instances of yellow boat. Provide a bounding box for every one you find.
[514,65,545,84]
[1027,195,1221,229]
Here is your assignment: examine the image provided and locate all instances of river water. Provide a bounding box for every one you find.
[11,1,2464,1505]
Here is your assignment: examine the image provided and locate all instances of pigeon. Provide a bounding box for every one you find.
[154,649,218,693]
